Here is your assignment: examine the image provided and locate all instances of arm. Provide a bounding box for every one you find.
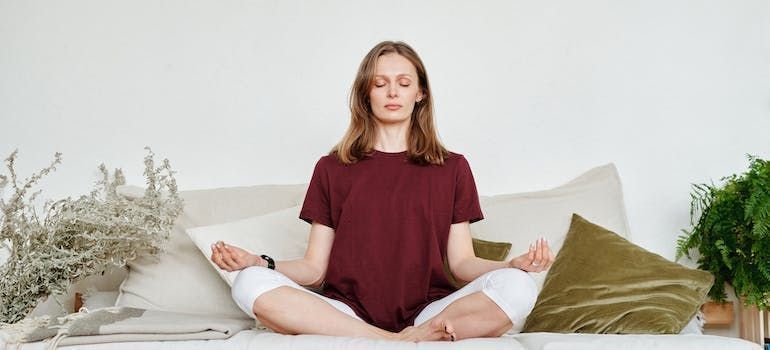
[211,221,335,288]
[446,221,555,284]
[282,222,334,287]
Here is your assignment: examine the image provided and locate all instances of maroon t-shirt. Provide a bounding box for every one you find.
[299,150,484,332]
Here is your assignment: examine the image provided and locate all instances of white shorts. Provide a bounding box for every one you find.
[231,266,538,333]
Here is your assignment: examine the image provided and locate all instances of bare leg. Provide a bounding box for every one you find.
[252,286,398,340]
[408,291,511,341]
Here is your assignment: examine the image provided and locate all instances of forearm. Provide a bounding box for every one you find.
[272,258,324,287]
[452,256,512,283]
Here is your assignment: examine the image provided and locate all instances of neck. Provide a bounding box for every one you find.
[373,120,410,152]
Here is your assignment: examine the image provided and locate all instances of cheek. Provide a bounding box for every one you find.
[368,90,377,100]
[368,90,384,105]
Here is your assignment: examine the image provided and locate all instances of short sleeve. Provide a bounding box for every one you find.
[452,155,484,224]
[299,157,335,229]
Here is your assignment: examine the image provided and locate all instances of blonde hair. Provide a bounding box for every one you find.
[331,41,449,165]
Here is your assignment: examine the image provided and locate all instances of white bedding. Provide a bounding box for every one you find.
[3,329,761,350]
[511,332,762,350]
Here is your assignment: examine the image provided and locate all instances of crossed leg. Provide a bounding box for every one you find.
[231,266,536,342]
[231,267,455,341]
[406,268,539,341]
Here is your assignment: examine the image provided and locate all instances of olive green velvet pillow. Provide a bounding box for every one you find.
[443,238,512,288]
[522,214,714,334]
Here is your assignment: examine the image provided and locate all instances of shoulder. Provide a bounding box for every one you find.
[313,153,346,172]
[444,151,470,168]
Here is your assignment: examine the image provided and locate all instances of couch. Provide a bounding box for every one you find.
[0,163,761,349]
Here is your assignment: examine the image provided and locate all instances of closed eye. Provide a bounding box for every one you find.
[373,82,412,88]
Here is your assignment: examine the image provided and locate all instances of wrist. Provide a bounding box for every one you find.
[249,254,265,268]
[508,258,519,269]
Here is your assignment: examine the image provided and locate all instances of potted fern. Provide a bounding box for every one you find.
[676,154,770,314]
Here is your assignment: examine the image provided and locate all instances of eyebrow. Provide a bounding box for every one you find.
[374,74,414,79]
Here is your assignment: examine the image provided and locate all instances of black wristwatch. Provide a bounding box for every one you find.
[260,254,275,270]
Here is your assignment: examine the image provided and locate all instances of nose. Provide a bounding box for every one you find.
[387,85,398,98]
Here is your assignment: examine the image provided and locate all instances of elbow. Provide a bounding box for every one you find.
[309,271,325,288]
[305,259,326,288]
[450,256,475,282]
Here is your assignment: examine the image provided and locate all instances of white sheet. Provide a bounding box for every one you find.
[510,332,762,350]
[2,329,762,350]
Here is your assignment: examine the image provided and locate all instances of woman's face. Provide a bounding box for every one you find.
[368,53,424,126]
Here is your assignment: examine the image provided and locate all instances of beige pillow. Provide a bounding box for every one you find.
[185,205,308,286]
[115,184,308,320]
[474,163,631,291]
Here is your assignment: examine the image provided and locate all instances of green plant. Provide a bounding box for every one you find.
[676,154,770,310]
[0,147,183,324]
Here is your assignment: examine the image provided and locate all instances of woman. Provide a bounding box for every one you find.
[210,41,554,342]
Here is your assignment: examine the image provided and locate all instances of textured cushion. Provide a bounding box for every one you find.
[115,184,308,320]
[473,163,630,291]
[443,238,512,288]
[186,205,308,287]
[522,214,714,334]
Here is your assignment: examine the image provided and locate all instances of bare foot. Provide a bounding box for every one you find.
[397,318,456,342]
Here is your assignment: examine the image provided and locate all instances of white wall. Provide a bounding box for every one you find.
[1,0,769,330]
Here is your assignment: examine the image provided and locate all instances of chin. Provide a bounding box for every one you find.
[374,111,412,124]
[375,116,410,125]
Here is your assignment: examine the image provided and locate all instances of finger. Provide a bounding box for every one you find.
[211,244,225,269]
[528,243,536,261]
[221,249,239,271]
[230,248,245,267]
[516,244,530,271]
[542,239,554,268]
[546,249,556,269]
[224,244,244,262]
[217,241,237,271]
[533,238,544,267]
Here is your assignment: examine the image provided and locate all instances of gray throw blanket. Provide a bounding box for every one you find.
[0,306,255,349]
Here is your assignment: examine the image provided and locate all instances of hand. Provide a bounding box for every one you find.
[210,241,261,271]
[508,237,555,273]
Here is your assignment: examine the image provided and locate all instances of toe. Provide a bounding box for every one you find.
[443,320,455,334]
[444,320,456,341]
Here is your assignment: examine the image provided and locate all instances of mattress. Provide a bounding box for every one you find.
[2,329,762,350]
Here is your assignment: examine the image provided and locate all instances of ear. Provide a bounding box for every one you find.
[416,90,425,103]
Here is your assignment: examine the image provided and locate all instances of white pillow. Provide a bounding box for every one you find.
[186,205,309,286]
[82,291,120,310]
[474,163,631,291]
[115,183,308,320]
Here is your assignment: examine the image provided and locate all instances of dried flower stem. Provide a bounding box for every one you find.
[0,147,183,324]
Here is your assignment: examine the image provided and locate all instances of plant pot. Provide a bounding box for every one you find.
[702,301,734,327]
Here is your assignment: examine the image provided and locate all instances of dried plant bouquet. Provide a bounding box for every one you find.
[0,147,183,324]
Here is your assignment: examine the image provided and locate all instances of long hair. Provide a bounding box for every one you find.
[330,41,449,166]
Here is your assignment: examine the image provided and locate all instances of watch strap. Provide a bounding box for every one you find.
[260,254,275,270]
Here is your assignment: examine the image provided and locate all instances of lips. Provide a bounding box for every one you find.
[385,104,402,110]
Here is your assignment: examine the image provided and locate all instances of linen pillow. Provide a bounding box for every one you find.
[81,291,119,310]
[473,163,630,291]
[442,238,512,288]
[115,184,308,320]
[522,214,714,334]
[185,205,308,287]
